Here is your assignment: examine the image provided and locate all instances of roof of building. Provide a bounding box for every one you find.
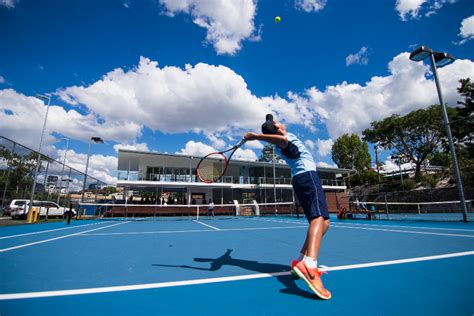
[117,149,354,174]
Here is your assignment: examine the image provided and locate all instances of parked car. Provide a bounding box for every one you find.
[4,199,29,216]
[11,201,75,219]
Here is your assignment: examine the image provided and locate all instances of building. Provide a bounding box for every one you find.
[116,150,353,212]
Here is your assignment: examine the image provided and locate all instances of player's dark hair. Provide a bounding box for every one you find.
[261,114,277,135]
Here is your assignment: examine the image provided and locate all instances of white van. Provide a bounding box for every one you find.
[5,199,29,216]
[11,201,71,219]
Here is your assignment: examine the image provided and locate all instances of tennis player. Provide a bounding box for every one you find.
[243,114,331,300]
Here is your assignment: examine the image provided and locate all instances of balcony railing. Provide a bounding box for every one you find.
[117,171,345,187]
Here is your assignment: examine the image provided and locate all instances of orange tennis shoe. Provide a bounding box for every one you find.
[293,261,331,300]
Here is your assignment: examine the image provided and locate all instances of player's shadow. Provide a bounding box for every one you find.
[153,248,315,299]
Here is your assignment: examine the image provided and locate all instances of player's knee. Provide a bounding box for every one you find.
[324,220,330,231]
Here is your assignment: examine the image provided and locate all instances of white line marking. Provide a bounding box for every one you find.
[0,222,108,240]
[81,225,307,236]
[0,251,472,300]
[253,218,307,226]
[331,224,474,238]
[81,229,215,236]
[254,218,474,236]
[255,217,474,233]
[193,220,221,231]
[78,222,473,238]
[0,222,129,253]
[332,221,474,232]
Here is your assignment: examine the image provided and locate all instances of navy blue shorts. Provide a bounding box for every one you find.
[292,170,330,222]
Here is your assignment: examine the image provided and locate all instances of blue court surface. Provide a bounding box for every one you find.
[1,216,473,315]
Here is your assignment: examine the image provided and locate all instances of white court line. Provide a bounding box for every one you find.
[0,222,108,240]
[81,226,307,236]
[193,220,221,231]
[330,224,474,238]
[331,221,474,232]
[253,218,307,226]
[79,222,472,238]
[0,222,129,253]
[0,250,472,300]
[252,218,473,237]
[254,217,474,233]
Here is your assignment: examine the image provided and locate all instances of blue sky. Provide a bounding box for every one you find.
[1,0,473,184]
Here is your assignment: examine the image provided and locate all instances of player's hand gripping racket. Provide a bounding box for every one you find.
[196,139,246,183]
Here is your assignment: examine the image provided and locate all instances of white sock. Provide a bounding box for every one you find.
[297,253,304,261]
[304,255,318,269]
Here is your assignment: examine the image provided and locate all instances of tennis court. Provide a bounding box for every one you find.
[1,213,473,316]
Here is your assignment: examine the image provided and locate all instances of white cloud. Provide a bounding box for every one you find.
[395,0,427,20]
[317,138,334,157]
[305,138,333,158]
[379,159,413,173]
[176,141,216,157]
[58,57,311,144]
[316,161,337,168]
[395,0,457,21]
[0,76,5,83]
[302,52,474,139]
[58,149,118,185]
[0,0,18,9]
[294,0,327,12]
[158,0,259,56]
[455,15,474,45]
[0,88,141,149]
[113,143,150,153]
[346,47,370,66]
[245,140,264,150]
[233,148,258,161]
[176,140,257,161]
[304,139,316,152]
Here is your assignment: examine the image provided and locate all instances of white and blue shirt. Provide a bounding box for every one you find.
[275,132,316,177]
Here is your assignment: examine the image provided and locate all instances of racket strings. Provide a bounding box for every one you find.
[197,154,227,182]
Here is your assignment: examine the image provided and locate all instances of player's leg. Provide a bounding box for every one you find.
[293,171,331,299]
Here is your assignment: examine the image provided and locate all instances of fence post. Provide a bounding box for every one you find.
[384,194,390,221]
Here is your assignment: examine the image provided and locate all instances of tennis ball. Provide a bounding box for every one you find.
[275,16,281,23]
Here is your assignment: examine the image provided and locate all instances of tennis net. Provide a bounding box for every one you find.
[75,201,297,221]
[346,199,473,222]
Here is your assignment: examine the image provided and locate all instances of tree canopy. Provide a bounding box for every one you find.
[362,105,447,178]
[332,133,371,172]
[258,143,278,162]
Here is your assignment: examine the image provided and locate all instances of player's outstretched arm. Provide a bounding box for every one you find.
[244,132,288,149]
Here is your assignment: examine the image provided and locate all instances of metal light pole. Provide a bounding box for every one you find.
[28,94,52,216]
[80,137,103,203]
[56,138,69,205]
[410,46,469,222]
[374,144,381,183]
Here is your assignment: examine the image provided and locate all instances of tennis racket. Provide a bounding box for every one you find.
[196,139,246,183]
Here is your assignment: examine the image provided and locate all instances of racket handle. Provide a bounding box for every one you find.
[235,139,246,148]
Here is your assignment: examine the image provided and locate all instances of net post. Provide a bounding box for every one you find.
[196,205,200,221]
[234,200,240,216]
[417,203,421,215]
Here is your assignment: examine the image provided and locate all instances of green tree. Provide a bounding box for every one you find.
[0,145,53,203]
[363,105,446,178]
[450,78,474,185]
[0,146,36,202]
[451,78,473,151]
[258,143,278,162]
[332,134,371,172]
